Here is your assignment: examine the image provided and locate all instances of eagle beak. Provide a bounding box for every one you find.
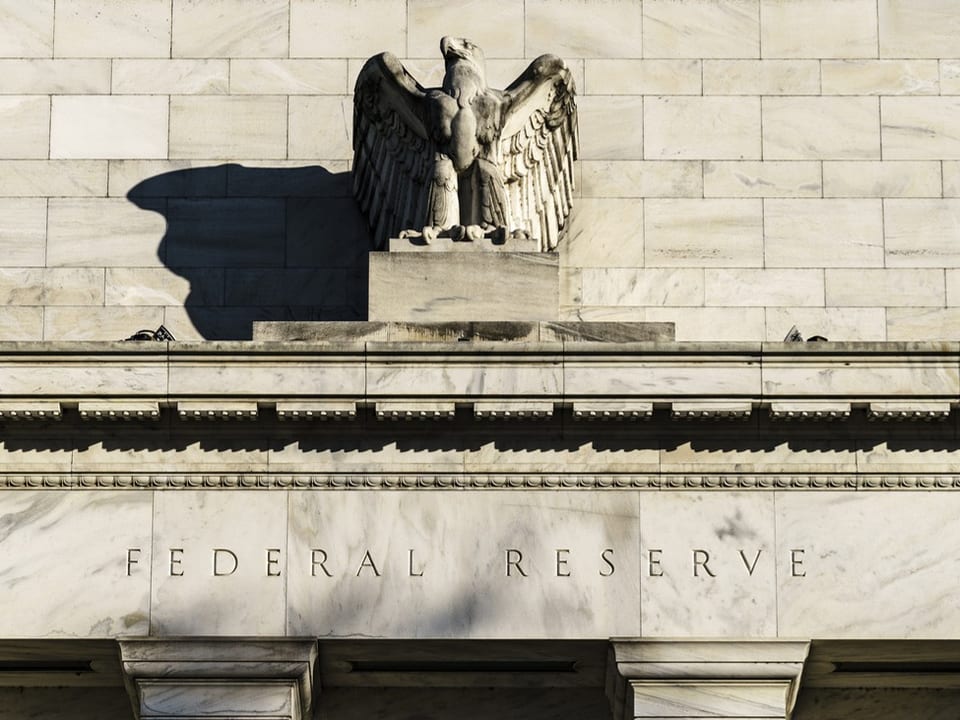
[440,36,453,57]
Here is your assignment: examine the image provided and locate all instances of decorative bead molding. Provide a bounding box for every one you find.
[670,401,752,421]
[0,402,62,420]
[375,401,456,420]
[3,472,960,490]
[770,401,852,421]
[276,401,357,420]
[474,401,554,420]
[177,401,258,421]
[78,401,160,421]
[572,401,653,420]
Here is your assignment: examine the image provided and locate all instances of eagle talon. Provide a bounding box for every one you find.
[422,226,441,244]
[465,225,485,242]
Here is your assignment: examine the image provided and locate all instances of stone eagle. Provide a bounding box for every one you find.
[353,36,579,251]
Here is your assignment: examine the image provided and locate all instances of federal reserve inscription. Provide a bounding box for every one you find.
[126,546,807,579]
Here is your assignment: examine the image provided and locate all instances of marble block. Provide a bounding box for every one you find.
[564,346,761,398]
[171,0,289,58]
[50,96,168,159]
[0,491,151,637]
[881,98,960,159]
[761,0,878,58]
[879,0,960,58]
[763,97,881,160]
[777,493,960,638]
[365,343,562,398]
[289,0,405,58]
[0,0,54,57]
[643,0,759,59]
[167,344,365,397]
[54,0,171,58]
[0,350,167,396]
[368,252,560,322]
[286,491,641,638]
[761,346,960,398]
[640,493,777,638]
[150,491,288,636]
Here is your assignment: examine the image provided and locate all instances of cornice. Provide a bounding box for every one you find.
[0,341,956,421]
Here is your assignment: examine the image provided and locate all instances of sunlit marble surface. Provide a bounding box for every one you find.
[640,492,777,637]
[150,491,287,635]
[0,491,150,637]
[286,491,640,638]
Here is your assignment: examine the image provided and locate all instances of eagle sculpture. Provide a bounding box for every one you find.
[353,36,579,251]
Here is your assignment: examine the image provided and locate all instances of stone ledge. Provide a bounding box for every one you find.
[0,342,954,417]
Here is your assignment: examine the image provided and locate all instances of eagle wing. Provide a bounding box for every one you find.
[500,55,579,251]
[353,53,434,250]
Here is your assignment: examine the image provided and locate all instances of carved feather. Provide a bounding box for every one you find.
[352,53,434,250]
[500,55,579,250]
[353,43,578,251]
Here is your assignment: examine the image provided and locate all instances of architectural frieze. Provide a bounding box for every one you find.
[2,472,960,491]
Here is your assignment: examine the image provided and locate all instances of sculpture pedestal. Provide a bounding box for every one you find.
[368,250,560,322]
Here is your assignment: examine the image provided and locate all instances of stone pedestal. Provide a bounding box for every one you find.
[608,641,809,720]
[368,251,560,321]
[119,640,318,720]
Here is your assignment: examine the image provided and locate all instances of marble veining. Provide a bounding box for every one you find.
[777,492,960,638]
[0,491,151,637]
[286,491,640,638]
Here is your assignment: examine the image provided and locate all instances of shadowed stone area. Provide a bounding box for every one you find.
[253,320,676,343]
[127,164,371,340]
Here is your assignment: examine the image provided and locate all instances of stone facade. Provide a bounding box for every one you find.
[0,0,958,341]
[3,3,960,720]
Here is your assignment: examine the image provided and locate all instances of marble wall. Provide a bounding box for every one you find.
[4,488,960,642]
[2,0,960,341]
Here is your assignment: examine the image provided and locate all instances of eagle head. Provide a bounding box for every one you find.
[440,36,486,77]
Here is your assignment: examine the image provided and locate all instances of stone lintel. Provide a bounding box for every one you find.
[119,639,318,720]
[607,640,810,720]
